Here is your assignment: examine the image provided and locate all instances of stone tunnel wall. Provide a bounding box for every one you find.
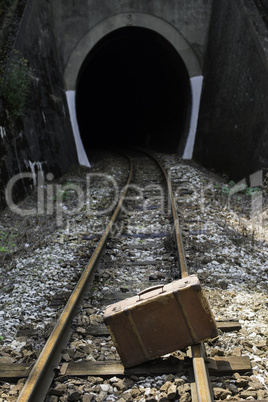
[0,0,78,209]
[51,0,213,79]
[194,0,268,181]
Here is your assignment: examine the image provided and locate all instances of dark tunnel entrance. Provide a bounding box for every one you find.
[76,27,191,153]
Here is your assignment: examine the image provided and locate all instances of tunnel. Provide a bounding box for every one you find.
[75,27,192,153]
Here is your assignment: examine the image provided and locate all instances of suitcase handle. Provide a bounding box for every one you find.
[137,285,165,301]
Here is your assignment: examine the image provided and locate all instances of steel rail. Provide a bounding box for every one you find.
[18,155,133,402]
[140,151,189,277]
[145,151,214,402]
[191,343,214,402]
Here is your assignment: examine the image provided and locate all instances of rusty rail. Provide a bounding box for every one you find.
[17,154,133,402]
[147,152,214,402]
[18,149,214,401]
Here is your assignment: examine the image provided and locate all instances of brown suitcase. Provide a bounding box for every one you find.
[103,275,218,367]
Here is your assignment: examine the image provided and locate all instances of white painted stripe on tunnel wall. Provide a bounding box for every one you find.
[66,90,91,167]
[183,76,203,160]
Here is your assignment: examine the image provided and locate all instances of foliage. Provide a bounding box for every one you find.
[245,186,261,196]
[222,185,231,195]
[5,0,15,6]
[0,0,15,15]
[221,180,261,197]
[1,0,16,7]
[0,50,33,117]
[0,230,16,253]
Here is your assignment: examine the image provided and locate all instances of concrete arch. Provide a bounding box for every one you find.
[64,13,202,90]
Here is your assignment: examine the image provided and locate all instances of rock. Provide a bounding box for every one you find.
[74,351,86,359]
[232,347,243,356]
[179,393,191,402]
[160,381,172,392]
[233,373,249,388]
[120,391,132,401]
[257,389,268,399]
[226,383,239,394]
[165,374,175,382]
[79,343,92,354]
[81,395,94,402]
[91,385,101,393]
[85,355,96,362]
[256,340,268,349]
[174,378,185,386]
[8,384,23,396]
[167,383,177,399]
[49,383,67,396]
[158,393,168,402]
[94,391,107,401]
[177,384,190,396]
[120,286,129,293]
[249,377,265,389]
[89,314,103,325]
[123,379,134,388]
[70,340,84,350]
[77,327,86,335]
[68,392,81,401]
[86,307,95,315]
[109,376,119,383]
[47,396,58,402]
[182,383,191,393]
[90,377,103,384]
[130,388,141,398]
[114,379,127,391]
[62,353,72,362]
[210,348,224,356]
[144,387,152,397]
[213,387,232,400]
[240,389,257,399]
[100,384,113,393]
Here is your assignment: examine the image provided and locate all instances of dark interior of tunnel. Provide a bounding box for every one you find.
[75,27,191,153]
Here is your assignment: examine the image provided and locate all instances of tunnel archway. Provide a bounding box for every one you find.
[75,27,191,152]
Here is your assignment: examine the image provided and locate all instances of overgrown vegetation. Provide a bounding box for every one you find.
[0,49,33,117]
[5,0,16,7]
[0,229,16,253]
[0,0,16,16]
[222,180,261,197]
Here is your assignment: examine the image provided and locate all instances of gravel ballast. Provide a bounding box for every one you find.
[0,151,267,401]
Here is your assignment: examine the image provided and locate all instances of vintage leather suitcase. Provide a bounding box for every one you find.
[103,275,218,367]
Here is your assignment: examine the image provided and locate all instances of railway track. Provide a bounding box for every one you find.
[1,149,263,401]
[14,149,216,401]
